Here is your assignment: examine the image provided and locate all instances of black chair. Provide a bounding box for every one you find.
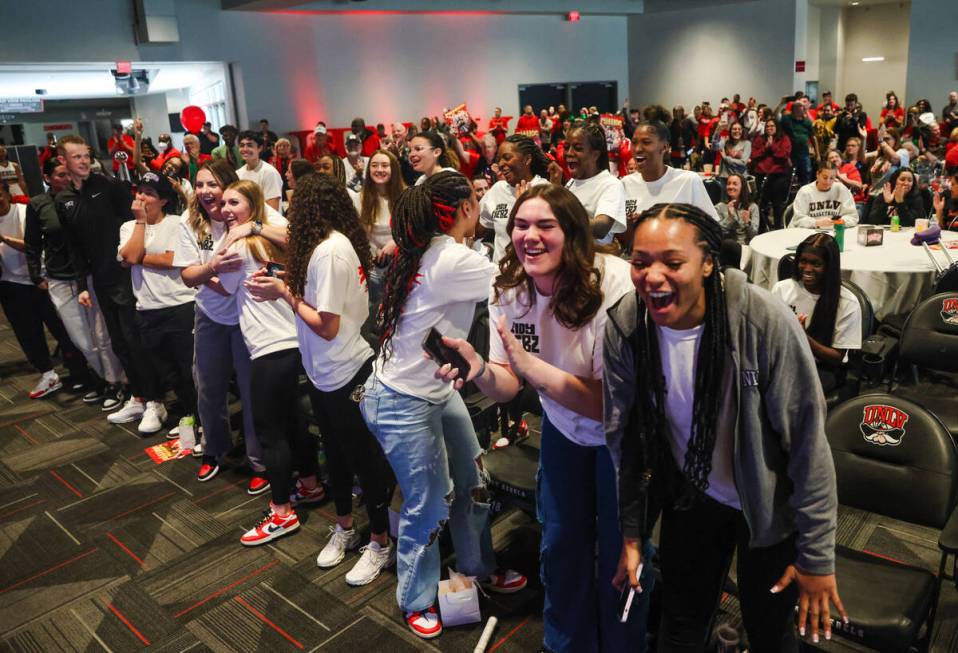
[824,280,876,408]
[482,430,540,518]
[891,292,958,440]
[782,204,794,229]
[824,393,958,652]
[777,252,796,281]
[703,177,722,205]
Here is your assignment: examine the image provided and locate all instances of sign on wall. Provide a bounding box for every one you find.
[0,98,44,113]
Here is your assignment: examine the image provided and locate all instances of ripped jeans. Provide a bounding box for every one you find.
[360,375,496,613]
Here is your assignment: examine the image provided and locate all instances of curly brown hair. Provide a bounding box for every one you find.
[284,174,372,299]
[494,183,603,330]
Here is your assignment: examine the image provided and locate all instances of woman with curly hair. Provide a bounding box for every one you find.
[174,160,282,491]
[360,171,526,639]
[436,183,651,652]
[246,174,396,586]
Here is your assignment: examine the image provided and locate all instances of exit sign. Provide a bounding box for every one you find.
[795,60,806,73]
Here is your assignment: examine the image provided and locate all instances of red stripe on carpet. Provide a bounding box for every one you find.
[235,595,304,649]
[193,480,242,504]
[106,491,176,522]
[173,559,280,618]
[14,424,38,445]
[489,616,531,652]
[0,497,46,520]
[106,531,145,567]
[862,549,907,566]
[108,602,151,645]
[50,470,83,498]
[0,547,98,594]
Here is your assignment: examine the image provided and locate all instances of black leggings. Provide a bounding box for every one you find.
[136,302,197,417]
[308,357,395,535]
[758,173,791,231]
[95,283,157,399]
[657,494,799,652]
[0,281,86,379]
[250,347,309,506]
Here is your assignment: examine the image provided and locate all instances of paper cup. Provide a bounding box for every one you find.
[915,218,929,232]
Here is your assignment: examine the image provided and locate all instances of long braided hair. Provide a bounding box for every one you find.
[502,134,551,178]
[378,170,474,360]
[792,233,842,347]
[284,173,372,299]
[631,203,729,503]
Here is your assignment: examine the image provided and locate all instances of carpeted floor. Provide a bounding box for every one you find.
[1,317,957,652]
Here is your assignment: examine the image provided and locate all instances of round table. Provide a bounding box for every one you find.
[749,226,958,320]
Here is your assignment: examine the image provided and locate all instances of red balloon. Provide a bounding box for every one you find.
[180,105,206,133]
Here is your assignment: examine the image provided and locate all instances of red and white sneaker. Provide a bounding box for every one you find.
[247,476,270,496]
[481,568,528,594]
[289,479,326,506]
[405,606,442,639]
[240,506,299,546]
[29,370,62,399]
[197,459,219,482]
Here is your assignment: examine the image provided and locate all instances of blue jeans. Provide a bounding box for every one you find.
[360,375,496,613]
[538,415,655,653]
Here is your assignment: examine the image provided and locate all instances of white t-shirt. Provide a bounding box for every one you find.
[414,167,458,186]
[353,191,392,252]
[172,205,283,325]
[118,214,196,311]
[488,254,633,447]
[622,168,720,222]
[657,323,741,509]
[219,215,298,359]
[479,176,549,263]
[237,160,283,201]
[0,204,30,285]
[565,170,627,244]
[375,235,496,402]
[771,278,862,351]
[0,162,24,197]
[299,231,375,392]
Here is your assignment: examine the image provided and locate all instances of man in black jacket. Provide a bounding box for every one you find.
[25,158,126,408]
[56,135,158,428]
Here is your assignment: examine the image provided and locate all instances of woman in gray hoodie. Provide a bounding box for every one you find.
[604,203,846,650]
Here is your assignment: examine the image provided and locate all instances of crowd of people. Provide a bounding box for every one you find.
[1,84,956,651]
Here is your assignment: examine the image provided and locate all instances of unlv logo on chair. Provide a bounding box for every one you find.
[941,298,958,325]
[860,404,909,446]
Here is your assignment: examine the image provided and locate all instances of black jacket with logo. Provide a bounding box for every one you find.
[24,191,75,283]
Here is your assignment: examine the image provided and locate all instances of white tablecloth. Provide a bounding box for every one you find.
[749,226,958,320]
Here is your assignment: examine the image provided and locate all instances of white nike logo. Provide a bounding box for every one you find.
[92,192,102,198]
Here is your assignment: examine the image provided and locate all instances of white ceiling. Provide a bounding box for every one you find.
[0,62,226,101]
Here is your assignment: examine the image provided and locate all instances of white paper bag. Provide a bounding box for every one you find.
[438,569,482,627]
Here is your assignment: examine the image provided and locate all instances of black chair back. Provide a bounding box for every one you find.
[842,279,875,342]
[899,292,958,373]
[703,178,722,205]
[777,253,795,281]
[826,393,958,529]
[934,264,958,294]
[782,204,794,228]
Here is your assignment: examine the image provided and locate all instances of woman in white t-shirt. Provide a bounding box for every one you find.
[246,174,397,587]
[359,171,526,639]
[117,171,196,436]
[771,233,862,391]
[478,134,551,263]
[409,131,457,186]
[564,124,627,244]
[355,149,405,327]
[174,160,273,493]
[213,181,302,548]
[436,184,653,652]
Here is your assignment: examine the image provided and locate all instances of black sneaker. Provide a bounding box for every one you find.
[83,388,105,404]
[101,384,124,412]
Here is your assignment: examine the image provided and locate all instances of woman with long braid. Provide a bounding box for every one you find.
[359,171,526,639]
[604,203,845,650]
[436,184,655,652]
[478,134,551,264]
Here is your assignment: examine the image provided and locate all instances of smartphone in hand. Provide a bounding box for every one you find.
[422,327,470,376]
[266,261,285,277]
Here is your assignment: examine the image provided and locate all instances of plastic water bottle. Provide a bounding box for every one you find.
[833,218,845,252]
[890,215,901,232]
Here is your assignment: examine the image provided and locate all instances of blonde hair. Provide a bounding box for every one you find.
[224,180,284,264]
[187,160,238,244]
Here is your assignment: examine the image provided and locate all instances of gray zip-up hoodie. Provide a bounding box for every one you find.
[603,268,838,575]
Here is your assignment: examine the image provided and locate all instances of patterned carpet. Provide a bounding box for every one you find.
[1,317,957,652]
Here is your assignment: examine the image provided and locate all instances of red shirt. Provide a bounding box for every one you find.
[515,114,540,135]
[839,162,865,203]
[880,107,905,128]
[488,117,510,144]
[946,142,958,169]
[107,134,135,171]
[304,139,335,164]
[361,131,381,158]
[457,150,481,180]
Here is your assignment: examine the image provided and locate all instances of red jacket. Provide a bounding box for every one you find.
[360,130,381,157]
[750,134,792,175]
[515,114,540,135]
[149,148,183,172]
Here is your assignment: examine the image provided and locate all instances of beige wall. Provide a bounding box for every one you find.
[839,3,910,117]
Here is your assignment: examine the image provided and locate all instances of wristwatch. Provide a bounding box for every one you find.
[251,220,263,236]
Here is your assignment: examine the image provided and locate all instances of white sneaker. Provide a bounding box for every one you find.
[107,398,145,424]
[345,540,395,586]
[29,370,62,399]
[316,524,362,568]
[137,401,167,434]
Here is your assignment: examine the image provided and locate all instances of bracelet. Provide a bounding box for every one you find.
[475,357,488,381]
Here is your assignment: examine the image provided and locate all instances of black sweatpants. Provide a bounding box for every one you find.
[250,347,309,506]
[94,283,157,400]
[307,357,395,535]
[657,495,799,653]
[136,302,197,418]
[758,173,791,231]
[0,281,87,380]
